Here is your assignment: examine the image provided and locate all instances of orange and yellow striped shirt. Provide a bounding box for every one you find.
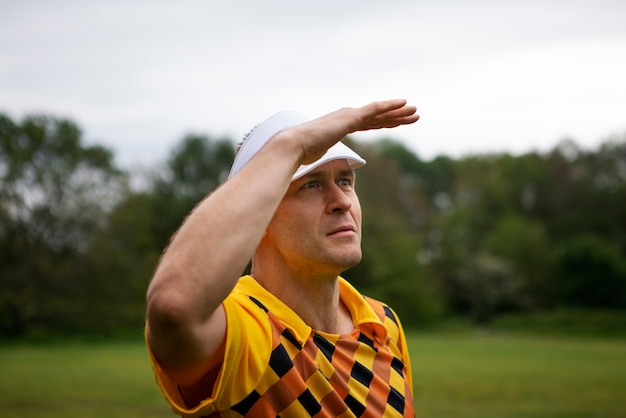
[147,276,414,417]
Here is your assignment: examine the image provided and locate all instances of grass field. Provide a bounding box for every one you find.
[408,332,626,418]
[1,332,625,417]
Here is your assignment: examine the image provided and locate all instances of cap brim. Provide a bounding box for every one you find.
[292,142,365,180]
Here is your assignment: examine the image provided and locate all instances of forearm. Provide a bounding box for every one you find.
[146,134,299,364]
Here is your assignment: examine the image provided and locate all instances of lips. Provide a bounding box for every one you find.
[327,225,356,236]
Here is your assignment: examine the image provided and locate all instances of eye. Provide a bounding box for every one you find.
[303,180,320,189]
[338,178,352,188]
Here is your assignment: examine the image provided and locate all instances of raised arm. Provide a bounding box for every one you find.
[145,99,418,383]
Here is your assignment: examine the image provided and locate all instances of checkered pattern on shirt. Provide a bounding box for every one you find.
[218,296,414,418]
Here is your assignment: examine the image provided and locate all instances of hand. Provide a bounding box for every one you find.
[282,99,419,166]
[347,99,420,132]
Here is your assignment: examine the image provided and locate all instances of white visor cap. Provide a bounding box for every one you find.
[228,110,366,181]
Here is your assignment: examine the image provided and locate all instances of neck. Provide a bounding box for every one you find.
[251,263,354,334]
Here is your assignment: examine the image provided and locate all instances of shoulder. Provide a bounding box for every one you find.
[362,296,404,343]
[363,296,401,325]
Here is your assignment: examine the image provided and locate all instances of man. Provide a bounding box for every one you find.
[146,99,420,417]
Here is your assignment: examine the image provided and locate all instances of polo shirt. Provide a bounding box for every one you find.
[147,275,414,417]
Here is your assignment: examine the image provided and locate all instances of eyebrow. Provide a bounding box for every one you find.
[301,169,355,181]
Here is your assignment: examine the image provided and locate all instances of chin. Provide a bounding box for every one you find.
[336,251,362,269]
[313,245,362,271]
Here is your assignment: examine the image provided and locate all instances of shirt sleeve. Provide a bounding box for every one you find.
[145,292,273,417]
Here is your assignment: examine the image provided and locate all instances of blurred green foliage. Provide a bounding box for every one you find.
[1,112,625,338]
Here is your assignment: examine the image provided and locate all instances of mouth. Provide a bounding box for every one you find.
[327,225,356,237]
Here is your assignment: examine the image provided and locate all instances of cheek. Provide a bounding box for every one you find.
[268,206,310,242]
[351,197,363,224]
[275,199,318,228]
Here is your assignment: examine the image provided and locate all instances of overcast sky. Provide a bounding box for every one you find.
[1,0,625,167]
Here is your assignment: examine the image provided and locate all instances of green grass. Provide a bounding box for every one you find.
[1,332,625,417]
[0,341,171,417]
[409,332,626,418]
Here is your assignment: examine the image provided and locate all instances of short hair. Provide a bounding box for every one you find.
[235,123,260,154]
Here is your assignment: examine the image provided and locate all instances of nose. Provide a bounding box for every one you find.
[325,182,353,213]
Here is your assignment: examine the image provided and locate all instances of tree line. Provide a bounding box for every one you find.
[1,112,625,338]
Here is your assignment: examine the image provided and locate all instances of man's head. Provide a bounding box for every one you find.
[228,111,366,181]
[233,110,367,278]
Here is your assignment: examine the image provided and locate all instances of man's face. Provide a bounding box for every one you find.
[264,159,362,275]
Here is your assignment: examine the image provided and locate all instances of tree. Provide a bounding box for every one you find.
[423,152,553,320]
[482,214,557,309]
[0,113,128,336]
[148,134,235,249]
[79,133,238,334]
[344,140,444,325]
[556,234,626,309]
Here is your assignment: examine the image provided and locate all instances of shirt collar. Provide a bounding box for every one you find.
[235,275,388,345]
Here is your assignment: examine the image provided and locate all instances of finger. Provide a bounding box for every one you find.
[376,105,418,120]
[364,109,420,129]
[363,113,420,130]
[360,99,408,118]
[368,105,418,122]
